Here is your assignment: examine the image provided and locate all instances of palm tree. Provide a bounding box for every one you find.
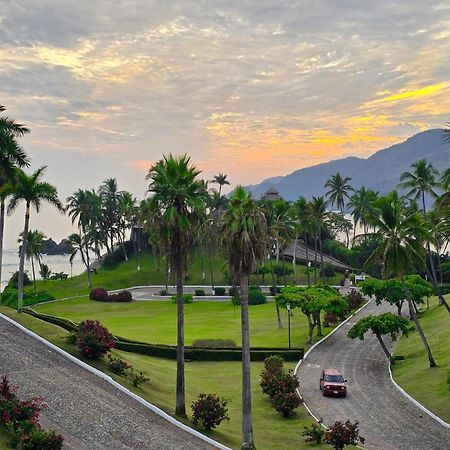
[118,192,141,270]
[309,196,328,283]
[365,191,438,366]
[440,168,450,191]
[68,232,93,286]
[99,178,123,255]
[18,229,45,289]
[8,167,63,312]
[325,172,353,246]
[0,105,30,303]
[399,159,447,308]
[210,173,230,197]
[348,187,378,242]
[219,186,268,450]
[146,154,207,417]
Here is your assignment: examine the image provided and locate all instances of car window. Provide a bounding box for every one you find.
[324,375,344,382]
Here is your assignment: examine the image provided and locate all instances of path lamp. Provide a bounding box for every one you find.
[286,302,291,348]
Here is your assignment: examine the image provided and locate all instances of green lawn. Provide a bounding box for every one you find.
[392,295,450,423]
[0,425,10,449]
[0,307,333,450]
[34,297,333,348]
[27,249,343,300]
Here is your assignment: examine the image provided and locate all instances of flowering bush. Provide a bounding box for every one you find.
[191,393,230,430]
[108,290,133,302]
[325,420,365,450]
[89,288,132,302]
[271,390,301,417]
[0,375,63,449]
[129,370,150,388]
[260,355,285,398]
[76,320,115,359]
[107,355,132,376]
[346,290,364,312]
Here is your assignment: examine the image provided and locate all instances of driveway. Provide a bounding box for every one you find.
[0,315,215,450]
[296,300,450,450]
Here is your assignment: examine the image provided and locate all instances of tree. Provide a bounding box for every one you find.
[399,159,447,308]
[324,172,353,212]
[219,186,268,450]
[309,197,328,283]
[8,167,63,313]
[210,173,230,197]
[348,187,378,242]
[147,154,207,417]
[68,232,93,288]
[0,105,30,303]
[348,313,409,364]
[18,229,45,289]
[99,178,123,255]
[365,191,438,366]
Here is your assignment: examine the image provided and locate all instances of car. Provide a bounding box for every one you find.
[319,368,347,397]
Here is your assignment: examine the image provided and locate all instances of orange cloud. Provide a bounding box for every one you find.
[128,160,154,172]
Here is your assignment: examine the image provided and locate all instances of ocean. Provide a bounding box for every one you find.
[1,249,85,290]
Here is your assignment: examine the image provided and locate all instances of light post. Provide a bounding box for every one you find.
[286,302,291,348]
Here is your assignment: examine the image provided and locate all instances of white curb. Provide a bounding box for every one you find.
[388,364,450,429]
[0,312,231,450]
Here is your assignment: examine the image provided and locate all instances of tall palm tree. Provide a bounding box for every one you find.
[325,172,353,246]
[118,192,141,270]
[18,229,45,289]
[365,191,438,366]
[146,154,207,417]
[210,173,230,197]
[0,105,30,303]
[309,196,328,283]
[8,167,63,312]
[440,168,450,191]
[68,232,93,286]
[99,178,123,254]
[291,197,312,285]
[399,159,446,307]
[219,186,268,450]
[348,187,378,242]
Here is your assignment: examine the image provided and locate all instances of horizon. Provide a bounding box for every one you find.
[1,1,450,245]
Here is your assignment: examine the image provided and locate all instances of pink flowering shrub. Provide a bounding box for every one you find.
[191,393,229,430]
[325,420,365,450]
[76,320,115,359]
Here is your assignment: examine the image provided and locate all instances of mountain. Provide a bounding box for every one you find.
[245,129,450,201]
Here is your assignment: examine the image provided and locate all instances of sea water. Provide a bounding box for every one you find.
[1,249,85,291]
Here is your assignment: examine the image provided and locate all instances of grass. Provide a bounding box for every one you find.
[0,306,333,450]
[0,425,10,449]
[34,297,334,347]
[26,249,344,300]
[392,295,450,423]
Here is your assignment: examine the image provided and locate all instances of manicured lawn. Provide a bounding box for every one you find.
[34,297,334,347]
[0,426,10,449]
[27,249,343,300]
[392,295,450,423]
[0,307,333,450]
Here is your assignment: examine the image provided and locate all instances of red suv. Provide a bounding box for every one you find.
[319,369,347,397]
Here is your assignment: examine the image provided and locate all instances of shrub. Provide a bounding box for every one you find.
[159,289,169,296]
[129,370,150,388]
[192,339,237,348]
[346,290,364,311]
[249,289,267,305]
[191,393,230,430]
[76,320,115,359]
[89,288,109,301]
[324,420,365,450]
[1,289,56,307]
[260,356,285,398]
[302,421,325,444]
[107,355,132,376]
[228,287,238,297]
[230,296,241,306]
[109,290,132,302]
[13,425,64,450]
[271,390,301,417]
[214,287,226,296]
[194,289,205,296]
[323,311,339,326]
[269,286,282,295]
[6,271,32,290]
[170,294,193,304]
[320,262,336,279]
[65,331,78,345]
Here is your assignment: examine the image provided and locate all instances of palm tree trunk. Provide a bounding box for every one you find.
[31,256,36,289]
[315,311,322,337]
[200,246,205,281]
[118,234,129,261]
[313,236,318,285]
[319,226,324,283]
[132,236,141,271]
[256,266,260,289]
[240,272,255,450]
[352,220,356,247]
[282,256,287,287]
[0,200,5,305]
[269,255,282,329]
[175,260,186,417]
[304,232,311,286]
[292,235,298,284]
[402,277,437,367]
[17,203,30,313]
[208,243,215,292]
[376,334,394,364]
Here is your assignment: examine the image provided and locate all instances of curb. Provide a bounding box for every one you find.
[388,364,450,430]
[0,312,231,450]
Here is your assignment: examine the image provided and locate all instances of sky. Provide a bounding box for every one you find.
[1,0,450,247]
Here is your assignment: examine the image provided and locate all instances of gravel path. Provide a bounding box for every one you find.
[296,300,450,450]
[0,316,215,450]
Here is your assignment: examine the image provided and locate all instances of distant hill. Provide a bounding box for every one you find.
[245,129,450,202]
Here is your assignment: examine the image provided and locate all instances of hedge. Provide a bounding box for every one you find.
[23,309,304,362]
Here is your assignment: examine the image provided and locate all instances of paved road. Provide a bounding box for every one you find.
[297,300,450,450]
[0,315,215,450]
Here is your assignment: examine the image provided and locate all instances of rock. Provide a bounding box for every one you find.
[42,238,73,255]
